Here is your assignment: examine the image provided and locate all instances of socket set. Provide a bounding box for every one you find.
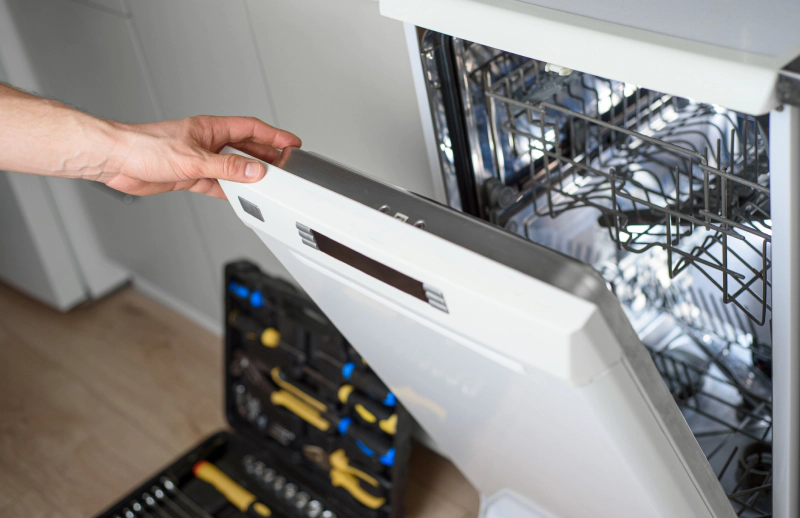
[114,477,214,518]
[242,454,330,517]
[97,261,412,518]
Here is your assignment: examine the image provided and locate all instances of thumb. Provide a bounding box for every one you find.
[201,151,266,183]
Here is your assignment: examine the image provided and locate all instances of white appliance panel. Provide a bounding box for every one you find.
[380,0,800,115]
[513,0,800,57]
[219,147,735,518]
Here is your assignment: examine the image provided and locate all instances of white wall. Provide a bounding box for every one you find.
[4,0,434,331]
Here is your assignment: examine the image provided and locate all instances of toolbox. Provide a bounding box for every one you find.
[96,260,413,518]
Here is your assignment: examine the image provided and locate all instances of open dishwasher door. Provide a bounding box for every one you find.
[219,147,736,518]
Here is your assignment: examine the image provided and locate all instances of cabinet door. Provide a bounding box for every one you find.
[0,172,86,310]
[5,0,156,123]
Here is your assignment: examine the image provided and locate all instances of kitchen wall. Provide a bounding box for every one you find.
[4,0,436,331]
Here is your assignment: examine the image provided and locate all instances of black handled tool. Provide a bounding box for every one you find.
[229,310,395,406]
[228,311,306,362]
[314,350,396,406]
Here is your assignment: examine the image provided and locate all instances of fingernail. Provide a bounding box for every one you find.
[245,162,263,179]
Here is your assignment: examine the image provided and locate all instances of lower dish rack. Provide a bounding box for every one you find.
[420,32,774,517]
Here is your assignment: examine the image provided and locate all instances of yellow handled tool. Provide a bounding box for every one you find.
[270,389,331,431]
[193,460,272,517]
[338,385,397,435]
[271,367,328,412]
[329,449,386,510]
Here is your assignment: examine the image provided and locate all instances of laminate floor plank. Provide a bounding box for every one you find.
[0,283,225,454]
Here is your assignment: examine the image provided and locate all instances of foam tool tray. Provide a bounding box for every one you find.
[96,260,413,518]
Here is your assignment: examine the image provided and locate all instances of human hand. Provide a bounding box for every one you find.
[0,83,300,199]
[102,116,301,199]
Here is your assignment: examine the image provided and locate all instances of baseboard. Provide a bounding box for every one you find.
[132,274,223,337]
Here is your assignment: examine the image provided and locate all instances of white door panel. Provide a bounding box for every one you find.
[216,147,735,518]
[67,0,128,18]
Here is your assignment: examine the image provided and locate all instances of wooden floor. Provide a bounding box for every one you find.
[0,282,479,518]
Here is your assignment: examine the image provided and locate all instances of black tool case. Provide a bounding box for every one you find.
[97,260,413,518]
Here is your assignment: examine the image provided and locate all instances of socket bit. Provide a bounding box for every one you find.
[262,468,277,484]
[294,491,310,509]
[321,511,337,518]
[243,455,257,474]
[246,395,261,421]
[257,414,268,430]
[282,483,298,500]
[306,500,324,518]
[253,461,266,478]
[267,423,295,445]
[272,475,286,492]
[142,493,170,518]
[152,486,192,518]
[131,501,154,518]
[234,384,246,407]
[161,477,214,518]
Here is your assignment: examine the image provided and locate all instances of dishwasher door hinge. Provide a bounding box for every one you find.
[778,55,800,107]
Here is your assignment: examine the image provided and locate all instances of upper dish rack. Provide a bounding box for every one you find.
[482,59,772,327]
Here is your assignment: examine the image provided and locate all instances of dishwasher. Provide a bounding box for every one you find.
[219,2,800,517]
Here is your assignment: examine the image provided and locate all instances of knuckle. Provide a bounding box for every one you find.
[221,154,241,178]
[184,115,201,128]
[187,115,214,144]
[191,115,211,132]
[245,116,267,131]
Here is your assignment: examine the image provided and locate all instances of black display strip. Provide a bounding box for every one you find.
[312,231,427,302]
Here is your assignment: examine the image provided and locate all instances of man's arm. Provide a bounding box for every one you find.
[0,83,301,199]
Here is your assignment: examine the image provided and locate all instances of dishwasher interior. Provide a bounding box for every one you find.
[420,31,774,517]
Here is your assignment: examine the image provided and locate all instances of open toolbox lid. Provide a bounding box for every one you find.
[220,147,737,518]
[379,0,800,115]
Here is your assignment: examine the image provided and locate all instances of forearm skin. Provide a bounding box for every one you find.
[0,83,123,180]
